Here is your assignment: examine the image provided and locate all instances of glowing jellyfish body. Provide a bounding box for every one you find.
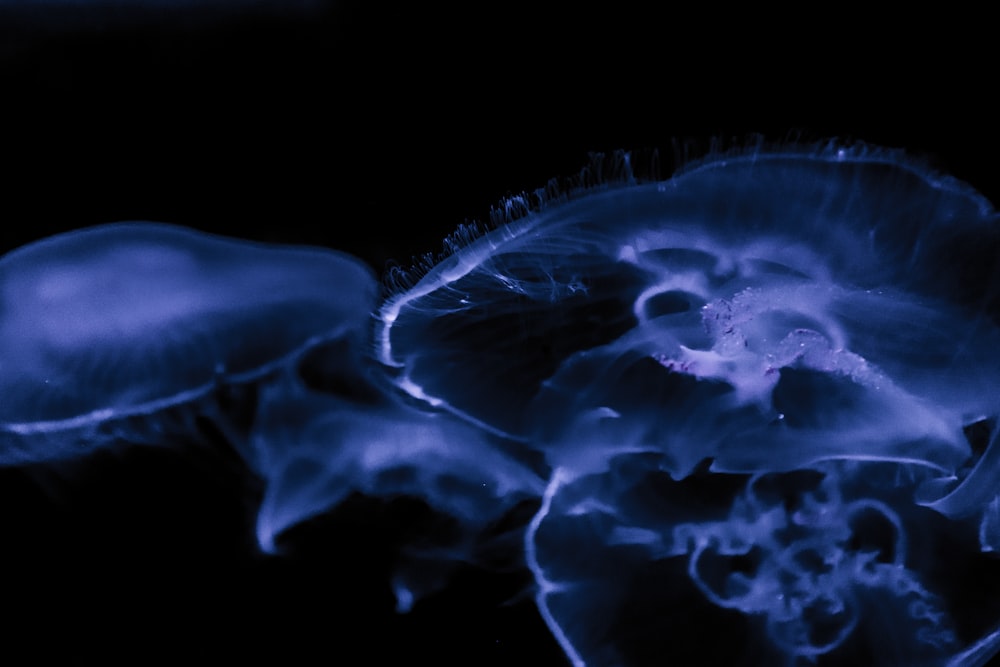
[378,149,1000,477]
[0,222,376,462]
[250,373,546,604]
[378,147,1000,665]
[527,461,973,667]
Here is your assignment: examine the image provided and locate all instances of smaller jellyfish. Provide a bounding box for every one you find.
[0,221,376,465]
[526,459,979,667]
[249,369,547,607]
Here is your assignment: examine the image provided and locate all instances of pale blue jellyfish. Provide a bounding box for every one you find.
[377,145,1000,665]
[0,221,376,462]
[249,370,545,605]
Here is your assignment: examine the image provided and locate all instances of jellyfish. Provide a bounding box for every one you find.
[378,147,1000,469]
[377,145,1000,665]
[526,459,976,667]
[249,369,546,606]
[0,222,376,461]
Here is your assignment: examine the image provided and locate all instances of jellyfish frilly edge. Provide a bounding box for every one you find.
[0,221,377,462]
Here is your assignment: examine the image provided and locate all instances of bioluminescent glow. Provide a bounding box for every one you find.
[0,222,376,461]
[250,371,545,602]
[4,144,1000,666]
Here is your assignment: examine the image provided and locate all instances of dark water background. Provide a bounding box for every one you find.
[0,3,994,663]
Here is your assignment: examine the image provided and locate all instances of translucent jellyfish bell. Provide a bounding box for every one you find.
[250,370,546,573]
[377,146,1000,479]
[0,222,376,463]
[527,460,968,667]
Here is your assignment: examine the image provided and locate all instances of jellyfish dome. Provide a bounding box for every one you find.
[376,145,1000,665]
[377,146,1000,477]
[0,221,377,463]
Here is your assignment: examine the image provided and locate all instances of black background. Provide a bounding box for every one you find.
[0,3,996,664]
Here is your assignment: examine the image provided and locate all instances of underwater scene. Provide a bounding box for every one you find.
[0,2,996,666]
